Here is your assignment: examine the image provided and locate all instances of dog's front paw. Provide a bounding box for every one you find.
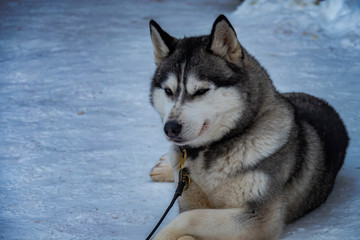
[151,226,182,240]
[150,154,174,182]
[177,236,195,240]
[153,233,193,240]
[151,231,175,240]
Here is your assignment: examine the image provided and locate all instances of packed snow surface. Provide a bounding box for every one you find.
[0,0,359,239]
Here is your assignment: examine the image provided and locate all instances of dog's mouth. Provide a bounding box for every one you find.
[169,121,210,146]
[199,121,209,136]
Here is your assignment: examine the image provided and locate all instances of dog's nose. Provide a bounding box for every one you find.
[164,121,182,138]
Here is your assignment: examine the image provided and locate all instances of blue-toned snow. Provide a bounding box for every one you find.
[0,0,359,239]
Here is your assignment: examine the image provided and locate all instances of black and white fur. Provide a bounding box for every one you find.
[148,15,349,240]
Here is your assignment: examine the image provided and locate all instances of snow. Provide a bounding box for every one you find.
[0,0,359,239]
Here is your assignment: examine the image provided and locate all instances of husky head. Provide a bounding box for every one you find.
[149,15,267,148]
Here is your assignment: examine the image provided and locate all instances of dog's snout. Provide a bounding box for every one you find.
[164,121,182,138]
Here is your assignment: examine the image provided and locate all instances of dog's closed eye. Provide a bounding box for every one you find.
[193,88,209,97]
[164,87,174,97]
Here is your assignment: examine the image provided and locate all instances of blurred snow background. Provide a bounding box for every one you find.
[0,0,359,239]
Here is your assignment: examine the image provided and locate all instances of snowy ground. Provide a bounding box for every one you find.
[0,0,359,239]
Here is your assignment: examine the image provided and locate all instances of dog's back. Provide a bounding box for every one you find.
[283,92,349,222]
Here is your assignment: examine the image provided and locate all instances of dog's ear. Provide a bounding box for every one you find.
[149,20,177,66]
[208,15,243,64]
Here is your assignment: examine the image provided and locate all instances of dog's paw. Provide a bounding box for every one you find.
[152,234,194,240]
[150,154,174,182]
[178,236,195,240]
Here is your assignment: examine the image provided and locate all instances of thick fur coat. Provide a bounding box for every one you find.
[148,15,349,240]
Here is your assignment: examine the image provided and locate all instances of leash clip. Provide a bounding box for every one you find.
[179,148,187,169]
[177,168,191,194]
[176,148,191,194]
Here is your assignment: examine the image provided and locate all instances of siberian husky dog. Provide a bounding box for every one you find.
[148,15,349,240]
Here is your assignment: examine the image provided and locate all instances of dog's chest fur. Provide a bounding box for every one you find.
[187,155,270,208]
[174,108,292,208]
[171,103,294,209]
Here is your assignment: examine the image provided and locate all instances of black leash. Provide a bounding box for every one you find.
[145,149,191,240]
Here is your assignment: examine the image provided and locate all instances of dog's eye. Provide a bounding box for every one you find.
[164,88,173,97]
[194,89,209,97]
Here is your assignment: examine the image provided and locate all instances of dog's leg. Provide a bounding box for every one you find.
[152,201,283,240]
[150,154,174,182]
[177,236,195,240]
